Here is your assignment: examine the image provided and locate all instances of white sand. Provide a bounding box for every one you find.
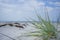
[0,23,60,40]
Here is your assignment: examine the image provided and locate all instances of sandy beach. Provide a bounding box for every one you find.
[0,22,60,40]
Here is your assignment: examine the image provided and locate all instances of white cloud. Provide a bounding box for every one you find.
[46,7,53,12]
[0,0,60,21]
[55,2,60,6]
[18,0,25,2]
[0,0,44,21]
[49,2,60,7]
[46,6,60,21]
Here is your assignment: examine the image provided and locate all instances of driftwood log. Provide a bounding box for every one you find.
[0,24,7,27]
[0,23,27,28]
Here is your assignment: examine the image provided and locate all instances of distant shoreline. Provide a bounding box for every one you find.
[0,21,60,23]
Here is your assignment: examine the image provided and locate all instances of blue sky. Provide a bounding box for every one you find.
[0,0,60,21]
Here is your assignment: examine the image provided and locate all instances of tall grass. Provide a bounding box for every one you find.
[20,7,58,40]
[29,14,57,40]
[19,14,58,40]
